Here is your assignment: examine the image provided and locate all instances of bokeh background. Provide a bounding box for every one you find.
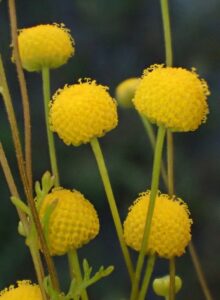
[0,0,220,299]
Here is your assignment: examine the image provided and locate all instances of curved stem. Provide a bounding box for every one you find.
[68,250,89,300]
[130,126,166,300]
[169,257,175,300]
[90,138,134,283]
[138,254,156,300]
[42,67,60,187]
[139,113,168,188]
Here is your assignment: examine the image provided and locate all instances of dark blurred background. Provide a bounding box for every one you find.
[0,0,220,299]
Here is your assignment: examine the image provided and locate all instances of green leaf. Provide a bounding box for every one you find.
[67,259,114,299]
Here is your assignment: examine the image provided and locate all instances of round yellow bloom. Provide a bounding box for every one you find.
[115,77,140,108]
[123,192,192,258]
[50,80,118,146]
[17,24,74,71]
[0,281,42,300]
[133,65,210,132]
[39,188,100,255]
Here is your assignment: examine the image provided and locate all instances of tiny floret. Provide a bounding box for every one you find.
[0,281,42,300]
[50,80,118,146]
[39,188,100,255]
[17,24,74,71]
[115,77,140,108]
[123,191,192,258]
[133,65,210,132]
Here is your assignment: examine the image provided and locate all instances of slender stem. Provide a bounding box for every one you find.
[140,113,168,188]
[90,138,134,282]
[138,254,156,300]
[8,0,32,190]
[29,243,48,300]
[167,131,174,196]
[160,0,173,67]
[169,257,175,300]
[0,55,60,292]
[188,242,213,300]
[0,143,47,300]
[160,1,175,298]
[68,250,89,300]
[42,67,60,187]
[130,126,166,300]
[160,1,213,299]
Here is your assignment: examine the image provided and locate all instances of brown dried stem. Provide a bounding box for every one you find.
[0,143,47,300]
[8,0,32,190]
[0,55,60,292]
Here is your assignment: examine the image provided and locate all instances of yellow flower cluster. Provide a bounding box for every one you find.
[39,188,100,255]
[18,24,74,71]
[123,192,192,258]
[50,80,118,146]
[115,77,140,108]
[133,65,210,132]
[0,281,41,300]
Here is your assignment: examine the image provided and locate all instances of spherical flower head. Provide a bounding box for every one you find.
[50,80,118,146]
[17,24,74,71]
[133,65,210,132]
[0,281,42,300]
[39,188,100,255]
[115,77,140,108]
[123,191,192,258]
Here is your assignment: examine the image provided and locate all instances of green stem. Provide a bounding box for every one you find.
[167,131,174,196]
[160,1,176,299]
[138,254,156,300]
[68,249,89,300]
[160,0,173,67]
[130,126,166,300]
[140,113,168,188]
[29,243,48,300]
[169,257,175,300]
[90,138,134,282]
[42,67,60,187]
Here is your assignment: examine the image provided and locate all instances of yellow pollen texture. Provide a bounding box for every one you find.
[39,188,100,255]
[133,65,210,132]
[50,80,118,146]
[18,24,74,71]
[123,192,192,258]
[0,281,42,300]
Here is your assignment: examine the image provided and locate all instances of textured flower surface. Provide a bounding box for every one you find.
[50,80,118,146]
[39,188,100,255]
[0,281,42,300]
[123,192,192,258]
[133,65,210,131]
[115,77,140,108]
[18,24,74,71]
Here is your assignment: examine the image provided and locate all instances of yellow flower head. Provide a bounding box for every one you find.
[50,80,118,146]
[115,77,140,108]
[123,191,192,258]
[0,281,42,300]
[39,188,100,255]
[17,24,74,71]
[133,65,210,132]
